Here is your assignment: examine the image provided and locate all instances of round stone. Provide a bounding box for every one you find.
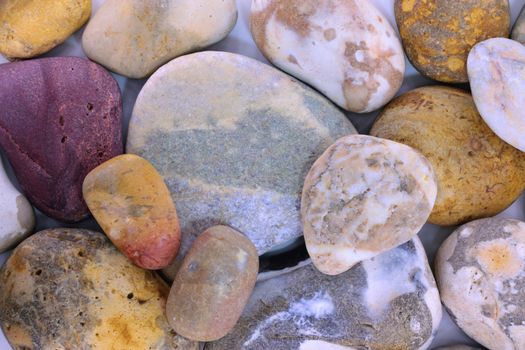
[395,0,510,83]
[167,226,258,342]
[468,38,525,152]
[0,156,34,253]
[250,0,405,113]
[0,0,91,59]
[126,51,357,269]
[0,57,123,222]
[371,86,525,226]
[301,134,437,275]
[0,228,197,350]
[207,238,442,350]
[83,154,181,270]
[435,218,525,350]
[82,0,238,78]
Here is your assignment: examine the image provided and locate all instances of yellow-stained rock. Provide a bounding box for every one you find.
[371,86,525,226]
[0,0,91,59]
[394,0,510,83]
[83,154,180,270]
[166,226,258,342]
[0,228,197,350]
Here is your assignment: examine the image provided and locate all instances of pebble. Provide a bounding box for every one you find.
[126,51,356,274]
[207,238,442,350]
[83,154,181,270]
[468,38,525,152]
[250,0,405,113]
[435,218,525,350]
[512,4,525,45]
[0,228,197,350]
[0,156,34,253]
[167,226,258,341]
[0,0,91,59]
[395,0,510,83]
[302,134,437,275]
[82,0,237,79]
[434,346,482,350]
[371,86,525,226]
[0,57,123,222]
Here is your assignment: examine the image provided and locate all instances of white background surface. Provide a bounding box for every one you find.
[1,0,525,349]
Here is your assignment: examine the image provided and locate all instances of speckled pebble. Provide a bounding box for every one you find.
[167,226,258,342]
[0,228,197,350]
[302,134,437,275]
[436,218,525,350]
[0,156,34,253]
[250,0,405,113]
[127,51,357,277]
[82,0,238,78]
[395,0,510,83]
[206,238,442,350]
[0,57,123,222]
[468,38,525,152]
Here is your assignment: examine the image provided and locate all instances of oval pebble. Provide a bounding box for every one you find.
[250,0,405,113]
[395,0,510,83]
[83,154,181,270]
[0,0,91,59]
[371,86,525,226]
[82,0,237,78]
[167,226,258,341]
[0,57,123,222]
[0,156,34,253]
[436,218,525,350]
[126,51,356,275]
[468,37,525,152]
[301,134,437,275]
[0,228,197,350]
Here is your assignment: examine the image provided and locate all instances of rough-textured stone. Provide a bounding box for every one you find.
[167,226,258,342]
[82,0,238,79]
[0,57,123,222]
[434,346,482,350]
[206,238,442,350]
[0,0,91,59]
[371,86,525,226]
[435,218,525,350]
[0,156,34,253]
[395,0,510,83]
[126,51,357,275]
[83,154,180,270]
[512,5,525,45]
[250,0,404,113]
[302,135,437,275]
[0,228,197,350]
[468,38,525,152]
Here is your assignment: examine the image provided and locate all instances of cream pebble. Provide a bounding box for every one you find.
[301,135,437,275]
[468,38,525,152]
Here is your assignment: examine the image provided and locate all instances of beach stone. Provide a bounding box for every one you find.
[371,86,525,226]
[395,0,510,83]
[206,238,442,350]
[0,228,197,350]
[83,154,180,270]
[126,51,357,273]
[302,135,437,276]
[250,0,405,113]
[82,0,237,79]
[167,226,258,342]
[512,5,525,44]
[0,0,91,59]
[0,57,123,222]
[0,156,34,253]
[435,218,525,350]
[468,38,525,152]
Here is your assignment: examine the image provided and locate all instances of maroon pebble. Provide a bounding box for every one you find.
[0,57,123,222]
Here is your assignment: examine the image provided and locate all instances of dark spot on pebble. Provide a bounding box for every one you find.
[59,116,64,126]
[188,262,198,272]
[87,103,94,111]
[127,293,134,299]
[61,136,67,143]
[35,269,42,276]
